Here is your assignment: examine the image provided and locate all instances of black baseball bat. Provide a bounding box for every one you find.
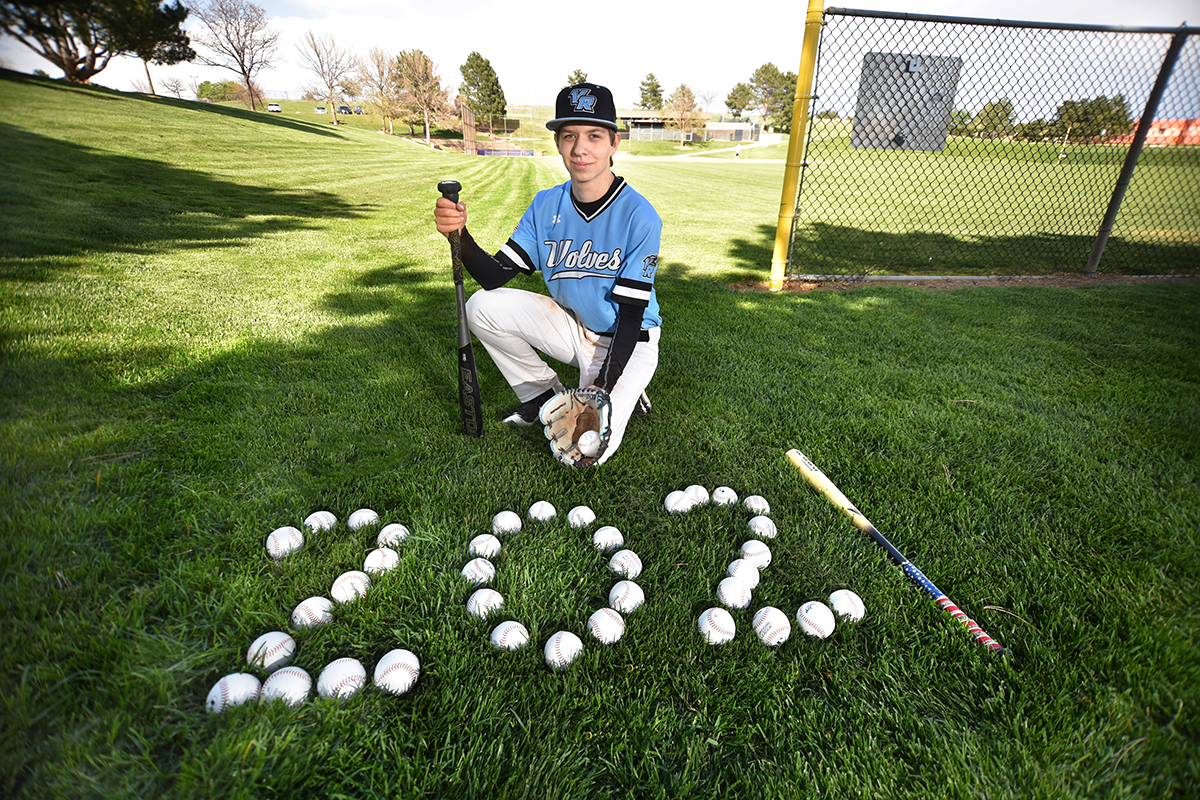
[787,449,1010,658]
[437,180,483,437]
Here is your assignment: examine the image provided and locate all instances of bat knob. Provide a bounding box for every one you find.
[438,180,461,203]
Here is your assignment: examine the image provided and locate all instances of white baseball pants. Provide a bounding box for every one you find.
[465,287,660,464]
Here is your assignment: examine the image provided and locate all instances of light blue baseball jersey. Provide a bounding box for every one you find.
[496,177,662,335]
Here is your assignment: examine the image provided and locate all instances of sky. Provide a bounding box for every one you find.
[0,0,1193,109]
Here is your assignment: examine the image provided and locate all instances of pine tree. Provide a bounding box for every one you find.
[638,73,663,111]
[459,51,507,128]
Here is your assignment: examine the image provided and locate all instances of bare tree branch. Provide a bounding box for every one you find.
[190,0,278,110]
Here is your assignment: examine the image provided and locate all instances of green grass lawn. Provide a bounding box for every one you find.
[2,70,1198,798]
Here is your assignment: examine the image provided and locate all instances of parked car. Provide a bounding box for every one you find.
[354,105,364,115]
[336,105,352,115]
[267,102,281,112]
[314,106,326,114]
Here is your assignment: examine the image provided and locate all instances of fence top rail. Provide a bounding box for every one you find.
[824,7,1197,35]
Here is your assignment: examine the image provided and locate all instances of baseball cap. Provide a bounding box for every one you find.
[547,83,618,131]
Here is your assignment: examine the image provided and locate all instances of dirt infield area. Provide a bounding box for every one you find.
[738,273,1200,293]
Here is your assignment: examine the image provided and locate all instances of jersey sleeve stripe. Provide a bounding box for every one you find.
[499,240,536,274]
[613,277,653,306]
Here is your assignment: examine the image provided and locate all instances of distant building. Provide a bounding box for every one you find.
[618,114,761,143]
[1111,119,1200,146]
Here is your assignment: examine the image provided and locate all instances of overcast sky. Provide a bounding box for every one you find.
[0,0,1192,108]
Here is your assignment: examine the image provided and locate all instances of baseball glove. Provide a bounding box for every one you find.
[539,388,612,468]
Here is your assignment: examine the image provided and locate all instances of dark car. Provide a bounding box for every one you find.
[336,105,352,115]
[354,105,364,115]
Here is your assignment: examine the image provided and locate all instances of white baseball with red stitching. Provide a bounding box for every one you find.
[740,540,772,569]
[317,658,366,699]
[373,649,420,695]
[265,526,304,560]
[260,666,311,707]
[246,630,296,672]
[303,511,337,531]
[377,523,410,548]
[527,501,556,521]
[490,620,529,650]
[461,557,495,585]
[544,630,584,669]
[609,549,643,579]
[663,490,693,514]
[468,534,502,559]
[717,576,752,610]
[684,484,710,505]
[829,589,865,623]
[567,505,596,528]
[363,547,399,575]
[727,558,761,590]
[587,608,625,644]
[712,486,738,505]
[467,588,504,618]
[592,526,624,552]
[752,606,791,647]
[492,510,522,535]
[748,515,777,539]
[743,495,771,515]
[697,607,736,645]
[796,600,836,639]
[291,596,333,629]
[206,673,261,714]
[347,508,379,530]
[330,570,371,603]
[608,580,645,613]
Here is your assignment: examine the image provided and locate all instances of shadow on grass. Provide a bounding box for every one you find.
[727,221,1200,278]
[0,125,370,278]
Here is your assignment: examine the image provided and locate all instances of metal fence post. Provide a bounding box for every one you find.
[1085,29,1190,276]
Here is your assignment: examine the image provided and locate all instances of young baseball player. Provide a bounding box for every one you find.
[433,82,662,465]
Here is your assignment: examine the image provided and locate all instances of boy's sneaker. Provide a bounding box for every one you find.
[501,389,557,426]
[633,391,651,415]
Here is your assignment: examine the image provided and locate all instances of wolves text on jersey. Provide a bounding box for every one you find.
[543,238,622,274]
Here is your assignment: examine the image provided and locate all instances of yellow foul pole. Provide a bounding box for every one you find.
[769,0,826,291]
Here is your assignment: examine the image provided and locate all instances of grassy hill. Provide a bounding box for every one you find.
[2,70,1198,799]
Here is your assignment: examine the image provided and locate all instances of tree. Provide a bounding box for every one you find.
[357,47,401,133]
[637,73,662,111]
[662,84,706,147]
[297,29,356,123]
[396,48,450,144]
[196,79,240,101]
[0,0,193,84]
[459,51,506,132]
[190,0,278,111]
[749,63,797,130]
[565,69,587,86]
[1049,94,1132,140]
[698,89,717,112]
[161,75,184,97]
[725,82,753,119]
[970,98,1015,139]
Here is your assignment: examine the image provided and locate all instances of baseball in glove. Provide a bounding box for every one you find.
[539,388,612,468]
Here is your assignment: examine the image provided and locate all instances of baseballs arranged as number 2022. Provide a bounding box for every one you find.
[577,430,601,457]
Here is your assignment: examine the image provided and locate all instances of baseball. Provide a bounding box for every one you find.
[303,510,337,531]
[740,539,772,569]
[461,557,496,585]
[717,576,752,610]
[752,606,792,647]
[796,600,837,639]
[490,620,530,650]
[373,648,420,696]
[260,666,312,707]
[347,508,380,530]
[697,607,737,645]
[206,673,261,714]
[330,569,371,604]
[246,630,296,673]
[469,533,502,559]
[577,430,601,457]
[376,523,410,548]
[712,486,739,505]
[466,588,505,618]
[727,558,761,590]
[663,490,693,514]
[743,495,771,515]
[829,589,865,623]
[587,608,625,644]
[608,549,643,579]
[290,596,333,628]
[592,525,624,552]
[543,630,584,669]
[363,547,400,575]
[317,657,367,700]
[567,505,596,528]
[608,580,645,613]
[265,526,304,560]
[684,484,710,505]
[527,500,557,521]
[491,510,522,535]
[748,515,777,539]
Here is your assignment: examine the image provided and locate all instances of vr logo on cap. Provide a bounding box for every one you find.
[570,88,597,113]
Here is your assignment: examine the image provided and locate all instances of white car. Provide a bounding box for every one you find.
[267,102,281,112]
[314,106,326,114]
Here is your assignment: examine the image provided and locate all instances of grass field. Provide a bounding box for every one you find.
[2,70,1199,798]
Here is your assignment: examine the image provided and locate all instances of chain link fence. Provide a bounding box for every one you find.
[789,9,1199,276]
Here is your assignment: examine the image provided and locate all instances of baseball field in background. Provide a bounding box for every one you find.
[1,70,1197,798]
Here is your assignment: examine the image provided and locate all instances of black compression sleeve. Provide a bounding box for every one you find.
[595,304,645,392]
[460,228,517,290]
